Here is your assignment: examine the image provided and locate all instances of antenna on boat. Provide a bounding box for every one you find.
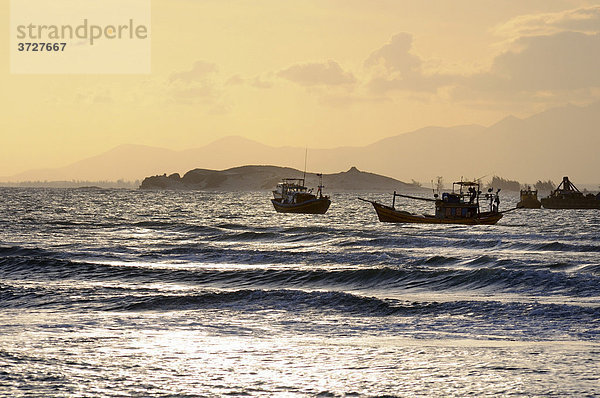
[317,173,324,198]
[303,147,307,184]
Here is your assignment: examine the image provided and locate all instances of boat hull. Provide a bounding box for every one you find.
[517,199,542,209]
[371,202,502,225]
[540,198,600,209]
[271,197,331,214]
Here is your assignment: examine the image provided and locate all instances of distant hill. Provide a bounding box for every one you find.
[140,165,422,192]
[5,101,600,184]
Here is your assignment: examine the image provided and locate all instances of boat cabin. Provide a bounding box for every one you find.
[271,175,331,214]
[434,181,489,219]
[273,178,309,198]
[520,188,538,200]
[272,178,318,204]
[517,186,541,209]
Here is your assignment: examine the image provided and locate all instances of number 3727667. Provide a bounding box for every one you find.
[18,43,67,51]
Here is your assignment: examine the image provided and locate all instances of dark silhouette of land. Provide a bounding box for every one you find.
[140,165,424,192]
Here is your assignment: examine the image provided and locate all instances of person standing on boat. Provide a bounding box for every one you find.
[493,194,500,212]
[469,187,477,204]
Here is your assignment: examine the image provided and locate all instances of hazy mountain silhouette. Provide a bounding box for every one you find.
[5,102,600,184]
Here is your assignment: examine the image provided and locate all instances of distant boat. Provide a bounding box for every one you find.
[517,186,542,209]
[540,177,600,209]
[360,180,503,225]
[271,174,331,214]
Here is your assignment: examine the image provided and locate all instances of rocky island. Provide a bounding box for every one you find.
[140,165,423,192]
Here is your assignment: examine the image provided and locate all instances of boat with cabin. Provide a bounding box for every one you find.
[360,180,503,225]
[517,186,542,209]
[540,176,600,209]
[271,174,331,214]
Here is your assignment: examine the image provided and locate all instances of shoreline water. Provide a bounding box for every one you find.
[1,188,599,396]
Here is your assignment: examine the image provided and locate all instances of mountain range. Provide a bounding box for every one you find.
[3,102,599,184]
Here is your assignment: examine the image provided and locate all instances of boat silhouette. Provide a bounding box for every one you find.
[540,177,600,209]
[360,180,503,225]
[517,186,542,209]
[271,174,331,214]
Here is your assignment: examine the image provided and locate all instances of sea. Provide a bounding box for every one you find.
[1,187,599,397]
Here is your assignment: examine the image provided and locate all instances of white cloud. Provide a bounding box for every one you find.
[278,60,356,87]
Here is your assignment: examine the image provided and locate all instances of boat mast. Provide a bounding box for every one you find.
[393,192,437,202]
[302,147,307,185]
[317,173,323,198]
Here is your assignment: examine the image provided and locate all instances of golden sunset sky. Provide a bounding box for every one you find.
[1,0,599,178]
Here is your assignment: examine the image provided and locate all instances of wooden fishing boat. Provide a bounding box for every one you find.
[360,180,504,225]
[540,176,600,209]
[271,175,331,214]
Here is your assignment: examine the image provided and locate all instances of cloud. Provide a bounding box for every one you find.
[225,74,245,86]
[320,94,391,108]
[207,103,231,115]
[458,7,600,102]
[364,33,454,94]
[167,61,224,106]
[225,74,273,89]
[74,90,114,105]
[250,76,273,89]
[364,9,600,102]
[453,31,600,104]
[93,94,114,104]
[364,32,421,75]
[169,85,217,102]
[367,74,454,94]
[494,5,600,39]
[488,32,600,91]
[169,61,218,83]
[278,60,356,86]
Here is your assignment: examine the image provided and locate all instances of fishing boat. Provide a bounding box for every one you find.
[271,174,331,214]
[360,180,503,225]
[540,176,600,209]
[517,186,542,209]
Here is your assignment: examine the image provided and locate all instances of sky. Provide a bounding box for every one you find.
[1,0,600,177]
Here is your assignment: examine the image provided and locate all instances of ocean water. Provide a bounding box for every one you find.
[1,187,599,397]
